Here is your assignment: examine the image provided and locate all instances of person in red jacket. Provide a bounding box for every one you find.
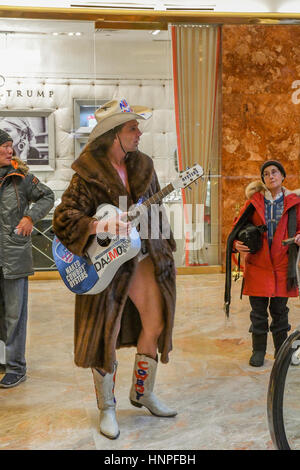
[234,161,300,367]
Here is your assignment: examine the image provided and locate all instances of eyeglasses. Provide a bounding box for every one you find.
[263,169,281,178]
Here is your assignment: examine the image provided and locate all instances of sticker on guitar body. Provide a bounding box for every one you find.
[93,238,131,272]
[65,260,89,288]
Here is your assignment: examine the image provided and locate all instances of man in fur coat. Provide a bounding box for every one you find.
[234,160,300,367]
[0,129,54,388]
[53,99,177,439]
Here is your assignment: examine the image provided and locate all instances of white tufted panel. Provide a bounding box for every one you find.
[1,77,178,194]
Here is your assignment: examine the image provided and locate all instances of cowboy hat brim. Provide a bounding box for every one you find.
[88,109,152,144]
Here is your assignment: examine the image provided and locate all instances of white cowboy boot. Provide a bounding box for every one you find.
[92,363,120,439]
[129,353,177,417]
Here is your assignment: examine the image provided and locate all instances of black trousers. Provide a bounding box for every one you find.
[249,296,291,335]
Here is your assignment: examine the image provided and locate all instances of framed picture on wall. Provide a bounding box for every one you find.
[0,109,55,172]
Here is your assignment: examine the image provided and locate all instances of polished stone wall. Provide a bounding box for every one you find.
[222,25,300,263]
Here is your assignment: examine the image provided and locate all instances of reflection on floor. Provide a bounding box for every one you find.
[1,274,299,450]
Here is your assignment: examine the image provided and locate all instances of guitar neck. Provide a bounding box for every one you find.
[128,183,174,221]
[143,183,175,208]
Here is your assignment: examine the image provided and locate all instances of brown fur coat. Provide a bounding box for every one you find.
[53,148,176,373]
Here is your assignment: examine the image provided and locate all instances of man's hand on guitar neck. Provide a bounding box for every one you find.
[89,212,132,237]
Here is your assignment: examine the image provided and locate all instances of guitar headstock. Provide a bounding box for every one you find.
[172,164,204,190]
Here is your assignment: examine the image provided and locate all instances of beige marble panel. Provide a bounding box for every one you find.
[222,25,300,265]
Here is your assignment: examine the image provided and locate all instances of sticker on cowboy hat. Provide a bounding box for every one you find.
[88,98,152,142]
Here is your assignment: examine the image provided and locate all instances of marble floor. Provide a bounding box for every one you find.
[1,273,300,451]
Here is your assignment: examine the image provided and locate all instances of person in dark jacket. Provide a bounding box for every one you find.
[234,161,300,367]
[0,129,54,388]
[53,99,177,440]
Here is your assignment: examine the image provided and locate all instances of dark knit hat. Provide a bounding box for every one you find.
[260,160,286,183]
[0,129,13,147]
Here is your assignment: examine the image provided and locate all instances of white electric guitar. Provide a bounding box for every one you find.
[53,164,203,295]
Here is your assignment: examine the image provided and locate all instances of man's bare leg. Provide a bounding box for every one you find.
[128,256,164,358]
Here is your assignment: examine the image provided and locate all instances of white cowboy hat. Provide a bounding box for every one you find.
[88,98,152,143]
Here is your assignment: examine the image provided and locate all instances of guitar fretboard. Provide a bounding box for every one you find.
[128,183,174,221]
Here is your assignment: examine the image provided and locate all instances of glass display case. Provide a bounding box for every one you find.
[74,135,89,159]
[73,98,108,157]
[73,99,107,132]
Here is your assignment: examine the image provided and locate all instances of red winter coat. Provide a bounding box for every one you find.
[234,181,300,298]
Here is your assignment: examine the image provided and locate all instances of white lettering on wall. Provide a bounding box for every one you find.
[3,89,54,99]
[0,76,54,100]
[291,80,300,104]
